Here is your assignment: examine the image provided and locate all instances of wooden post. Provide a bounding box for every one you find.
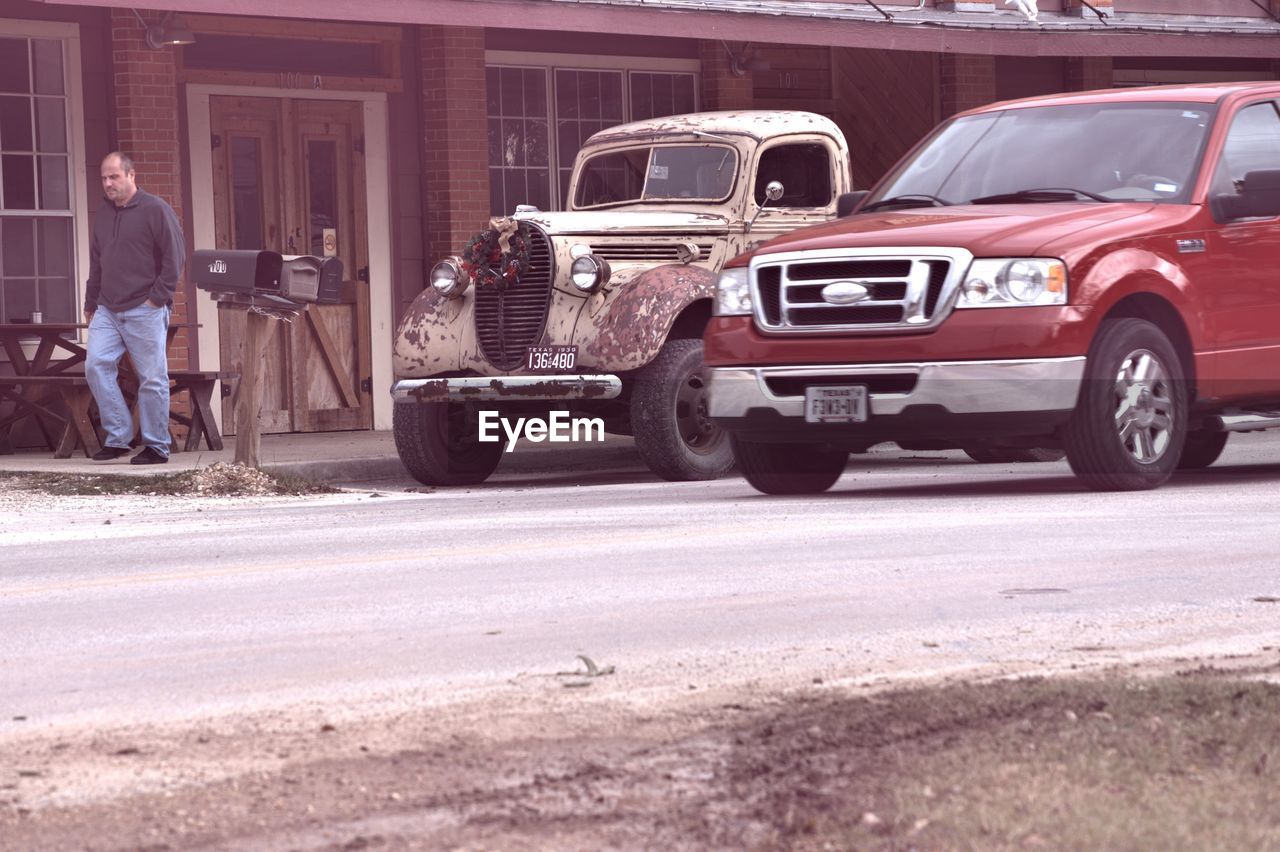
[233,311,275,467]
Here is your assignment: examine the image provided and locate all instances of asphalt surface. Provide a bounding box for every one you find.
[3,432,1280,732]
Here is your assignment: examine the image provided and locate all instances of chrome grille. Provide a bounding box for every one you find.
[587,242,715,263]
[474,224,555,370]
[751,249,968,334]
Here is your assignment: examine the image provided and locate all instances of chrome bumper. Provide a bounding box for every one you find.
[391,374,622,403]
[708,357,1086,418]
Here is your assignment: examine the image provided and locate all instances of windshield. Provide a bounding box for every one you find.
[573,144,738,209]
[869,102,1214,207]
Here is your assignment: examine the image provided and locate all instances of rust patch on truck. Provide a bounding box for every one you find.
[583,264,717,371]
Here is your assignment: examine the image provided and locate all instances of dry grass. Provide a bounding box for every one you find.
[753,669,1280,850]
[0,463,336,497]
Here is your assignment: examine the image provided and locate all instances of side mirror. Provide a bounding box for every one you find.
[747,180,786,233]
[1213,169,1280,221]
[837,191,869,218]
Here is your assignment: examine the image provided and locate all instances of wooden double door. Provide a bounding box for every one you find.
[210,95,372,433]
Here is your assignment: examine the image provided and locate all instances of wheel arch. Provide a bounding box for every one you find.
[1099,292,1198,401]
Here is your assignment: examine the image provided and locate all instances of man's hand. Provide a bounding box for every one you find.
[83,306,95,321]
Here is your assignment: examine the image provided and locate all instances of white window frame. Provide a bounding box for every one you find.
[0,18,88,332]
[485,50,700,212]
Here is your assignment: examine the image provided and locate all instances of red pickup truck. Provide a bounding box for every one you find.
[706,82,1280,493]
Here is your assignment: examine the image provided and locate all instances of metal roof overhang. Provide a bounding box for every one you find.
[33,0,1280,58]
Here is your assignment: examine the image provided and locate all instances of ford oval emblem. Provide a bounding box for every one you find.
[821,281,870,305]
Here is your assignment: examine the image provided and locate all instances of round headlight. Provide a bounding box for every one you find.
[999,261,1047,302]
[430,258,467,297]
[570,255,611,292]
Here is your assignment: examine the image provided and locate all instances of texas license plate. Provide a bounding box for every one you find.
[525,345,577,372]
[804,385,869,423]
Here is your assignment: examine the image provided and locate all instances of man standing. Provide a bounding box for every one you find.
[84,152,185,465]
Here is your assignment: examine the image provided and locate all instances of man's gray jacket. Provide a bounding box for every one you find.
[85,188,185,313]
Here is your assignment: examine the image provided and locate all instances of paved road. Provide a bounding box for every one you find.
[4,432,1280,730]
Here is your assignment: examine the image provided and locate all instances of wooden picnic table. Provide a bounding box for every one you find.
[0,321,227,458]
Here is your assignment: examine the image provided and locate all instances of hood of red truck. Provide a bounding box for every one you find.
[751,202,1160,259]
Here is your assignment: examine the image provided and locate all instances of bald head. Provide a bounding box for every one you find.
[101,152,138,206]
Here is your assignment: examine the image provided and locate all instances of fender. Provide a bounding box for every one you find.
[580,263,718,372]
[392,286,467,377]
[1071,246,1207,351]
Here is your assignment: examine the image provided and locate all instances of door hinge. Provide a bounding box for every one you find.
[360,377,372,394]
[357,266,369,282]
[211,133,221,149]
[354,136,364,155]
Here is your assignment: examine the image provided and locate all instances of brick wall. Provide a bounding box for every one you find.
[939,54,996,118]
[699,40,754,111]
[110,9,189,374]
[419,25,490,264]
[1066,57,1114,91]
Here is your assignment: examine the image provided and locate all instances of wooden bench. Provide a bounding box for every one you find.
[0,369,237,458]
[167,370,236,453]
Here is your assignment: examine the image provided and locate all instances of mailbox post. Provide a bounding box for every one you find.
[193,249,344,467]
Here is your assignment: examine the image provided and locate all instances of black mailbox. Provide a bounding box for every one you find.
[279,255,344,305]
[193,249,282,296]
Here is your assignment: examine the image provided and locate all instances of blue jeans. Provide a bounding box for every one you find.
[86,303,171,456]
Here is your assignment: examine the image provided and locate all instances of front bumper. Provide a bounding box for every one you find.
[708,356,1086,442]
[392,374,622,403]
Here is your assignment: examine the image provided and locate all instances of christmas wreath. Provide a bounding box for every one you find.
[460,217,530,290]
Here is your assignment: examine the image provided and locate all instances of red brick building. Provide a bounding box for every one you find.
[2,0,1279,436]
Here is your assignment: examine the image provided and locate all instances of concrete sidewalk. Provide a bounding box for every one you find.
[0,430,644,483]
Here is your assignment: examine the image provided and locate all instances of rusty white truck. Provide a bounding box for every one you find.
[391,110,855,485]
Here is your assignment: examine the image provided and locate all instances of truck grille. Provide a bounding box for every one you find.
[752,250,969,334]
[474,224,555,370]
[588,242,716,263]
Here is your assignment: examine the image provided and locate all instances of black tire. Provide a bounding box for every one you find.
[393,401,504,486]
[732,435,848,495]
[631,338,735,481]
[1177,429,1228,470]
[963,446,1066,464]
[1063,318,1187,491]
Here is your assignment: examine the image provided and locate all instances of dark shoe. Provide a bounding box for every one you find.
[92,446,130,461]
[130,447,169,465]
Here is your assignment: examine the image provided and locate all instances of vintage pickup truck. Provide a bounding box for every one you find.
[708,82,1280,493]
[392,110,854,484]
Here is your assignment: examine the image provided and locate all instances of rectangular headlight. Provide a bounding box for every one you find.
[956,259,1067,308]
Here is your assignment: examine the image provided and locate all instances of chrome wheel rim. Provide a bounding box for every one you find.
[1112,348,1174,464]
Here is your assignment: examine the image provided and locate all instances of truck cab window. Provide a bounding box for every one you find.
[1211,101,1280,197]
[755,143,833,207]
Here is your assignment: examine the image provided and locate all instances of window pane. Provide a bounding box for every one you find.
[630,74,652,121]
[35,97,66,153]
[557,70,579,119]
[487,117,501,166]
[307,139,338,256]
[503,168,526,209]
[39,276,73,322]
[0,39,29,95]
[527,168,551,212]
[524,71,546,116]
[485,67,500,116]
[37,216,70,275]
[38,155,68,209]
[2,217,35,275]
[32,39,63,95]
[601,74,623,122]
[527,118,548,168]
[499,67,523,117]
[4,277,36,322]
[674,76,696,114]
[2,154,36,208]
[488,167,504,215]
[0,94,33,151]
[630,73,698,122]
[500,118,525,167]
[230,136,264,250]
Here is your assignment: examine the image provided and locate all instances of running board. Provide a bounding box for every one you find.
[1206,411,1280,432]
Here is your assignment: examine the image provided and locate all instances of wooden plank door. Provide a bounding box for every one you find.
[210,95,292,432]
[288,99,371,431]
[209,96,372,433]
